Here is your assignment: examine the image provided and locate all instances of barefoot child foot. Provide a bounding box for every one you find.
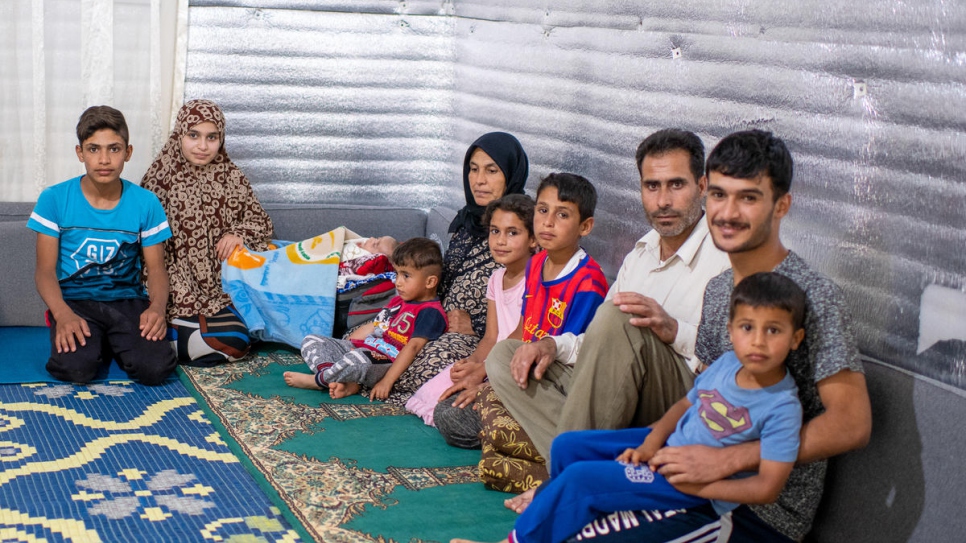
[504,487,536,513]
[283,371,323,390]
[329,381,361,399]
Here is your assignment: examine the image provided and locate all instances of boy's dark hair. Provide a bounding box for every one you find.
[76,106,130,145]
[391,237,443,276]
[706,129,793,200]
[483,194,536,238]
[536,173,597,221]
[635,128,705,181]
[729,272,807,330]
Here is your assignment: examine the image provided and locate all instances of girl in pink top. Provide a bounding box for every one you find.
[407,195,536,429]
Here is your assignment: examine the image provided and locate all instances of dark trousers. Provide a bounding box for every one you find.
[47,299,177,386]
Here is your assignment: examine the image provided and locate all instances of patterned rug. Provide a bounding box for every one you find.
[0,379,302,542]
[179,348,518,543]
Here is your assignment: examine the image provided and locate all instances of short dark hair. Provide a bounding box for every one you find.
[536,173,597,222]
[76,106,130,145]
[483,194,536,238]
[706,129,793,200]
[391,237,443,276]
[635,128,705,181]
[729,272,807,330]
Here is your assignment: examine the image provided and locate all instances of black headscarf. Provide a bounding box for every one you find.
[448,132,529,237]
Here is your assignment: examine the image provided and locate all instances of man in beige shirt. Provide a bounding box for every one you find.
[484,129,731,510]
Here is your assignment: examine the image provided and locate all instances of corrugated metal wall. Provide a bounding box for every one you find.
[184,0,966,389]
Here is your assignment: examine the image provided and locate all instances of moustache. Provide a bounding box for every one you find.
[712,220,749,229]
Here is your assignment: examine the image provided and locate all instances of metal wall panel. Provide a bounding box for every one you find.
[184,1,966,388]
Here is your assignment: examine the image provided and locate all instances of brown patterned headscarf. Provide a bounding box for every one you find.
[142,99,233,192]
[142,99,274,320]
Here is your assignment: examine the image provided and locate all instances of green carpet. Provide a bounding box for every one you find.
[179,347,518,542]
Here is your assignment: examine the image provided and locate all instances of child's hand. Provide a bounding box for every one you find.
[369,378,393,401]
[450,358,485,383]
[139,307,167,341]
[450,357,477,381]
[617,441,660,466]
[54,311,91,353]
[216,234,245,261]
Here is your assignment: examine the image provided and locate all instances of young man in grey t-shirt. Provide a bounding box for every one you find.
[566,130,872,543]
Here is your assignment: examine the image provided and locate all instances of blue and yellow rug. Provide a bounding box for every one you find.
[0,378,302,542]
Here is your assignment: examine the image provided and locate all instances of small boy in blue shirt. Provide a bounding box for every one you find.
[458,272,806,543]
[28,106,177,385]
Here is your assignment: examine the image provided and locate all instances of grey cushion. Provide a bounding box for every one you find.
[0,222,47,326]
[807,361,966,542]
[0,202,34,223]
[263,204,427,244]
[427,206,458,252]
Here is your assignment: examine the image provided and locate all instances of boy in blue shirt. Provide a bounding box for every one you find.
[27,106,177,385]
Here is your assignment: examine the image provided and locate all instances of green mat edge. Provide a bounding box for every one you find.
[176,364,317,543]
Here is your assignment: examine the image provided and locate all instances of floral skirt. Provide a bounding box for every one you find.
[477,384,549,493]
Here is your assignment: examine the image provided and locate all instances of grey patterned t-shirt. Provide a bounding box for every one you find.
[695,251,863,541]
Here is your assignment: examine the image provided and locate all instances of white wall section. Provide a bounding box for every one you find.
[0,0,187,199]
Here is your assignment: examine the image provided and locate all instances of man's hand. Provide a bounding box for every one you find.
[648,444,743,484]
[612,292,678,344]
[54,311,91,353]
[510,337,557,388]
[216,234,245,261]
[139,307,167,341]
[446,309,475,335]
[369,378,394,401]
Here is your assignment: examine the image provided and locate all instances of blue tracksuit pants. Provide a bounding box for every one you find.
[511,428,708,543]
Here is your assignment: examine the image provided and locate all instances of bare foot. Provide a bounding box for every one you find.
[504,487,536,513]
[284,371,323,390]
[329,381,361,399]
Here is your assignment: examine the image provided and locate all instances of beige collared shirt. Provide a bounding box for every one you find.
[553,215,731,370]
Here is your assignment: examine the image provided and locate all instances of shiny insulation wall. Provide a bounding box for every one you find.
[184,1,966,389]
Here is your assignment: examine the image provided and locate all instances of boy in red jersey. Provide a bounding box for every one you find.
[515,172,608,344]
[473,173,609,492]
[285,237,448,400]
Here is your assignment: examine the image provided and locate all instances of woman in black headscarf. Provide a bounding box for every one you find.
[383,132,529,406]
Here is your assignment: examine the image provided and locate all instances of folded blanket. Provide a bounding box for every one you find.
[222,227,356,348]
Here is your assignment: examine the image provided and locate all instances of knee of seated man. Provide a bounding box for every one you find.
[584,302,663,348]
[483,339,518,378]
[587,301,634,330]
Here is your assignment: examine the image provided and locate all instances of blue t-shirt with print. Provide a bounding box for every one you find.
[27,176,171,301]
[667,350,802,514]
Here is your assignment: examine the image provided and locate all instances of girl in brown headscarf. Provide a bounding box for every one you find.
[142,99,273,366]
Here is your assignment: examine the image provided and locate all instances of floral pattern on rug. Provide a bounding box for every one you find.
[181,349,483,543]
